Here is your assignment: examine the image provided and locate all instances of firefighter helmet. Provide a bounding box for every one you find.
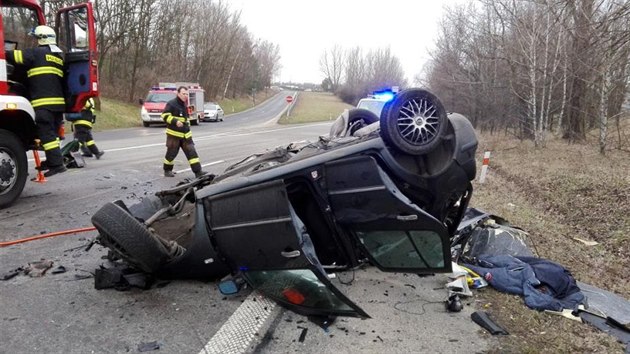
[33,25,57,45]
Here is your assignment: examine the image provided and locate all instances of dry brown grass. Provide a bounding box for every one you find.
[278,91,353,124]
[469,131,629,353]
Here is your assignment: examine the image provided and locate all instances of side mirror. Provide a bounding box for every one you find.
[138,98,144,105]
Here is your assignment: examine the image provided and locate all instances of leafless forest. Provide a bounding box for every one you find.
[321,0,630,153]
[42,0,281,103]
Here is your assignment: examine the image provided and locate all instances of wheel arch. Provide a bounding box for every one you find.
[0,96,37,150]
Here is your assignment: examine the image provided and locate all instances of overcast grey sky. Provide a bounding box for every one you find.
[226,0,465,84]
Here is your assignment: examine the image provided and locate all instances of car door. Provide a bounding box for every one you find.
[204,179,369,318]
[325,156,452,274]
[55,2,98,112]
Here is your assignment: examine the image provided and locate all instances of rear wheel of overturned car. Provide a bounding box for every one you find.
[380,88,448,155]
[91,202,169,273]
[347,108,379,135]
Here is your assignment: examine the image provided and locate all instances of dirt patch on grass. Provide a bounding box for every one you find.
[467,133,629,353]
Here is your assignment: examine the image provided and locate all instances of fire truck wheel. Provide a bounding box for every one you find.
[92,202,170,273]
[0,130,28,209]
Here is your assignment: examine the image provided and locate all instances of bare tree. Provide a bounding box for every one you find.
[319,45,345,92]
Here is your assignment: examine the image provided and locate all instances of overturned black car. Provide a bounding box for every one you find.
[91,88,478,318]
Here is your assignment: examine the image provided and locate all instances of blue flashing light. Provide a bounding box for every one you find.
[373,91,395,102]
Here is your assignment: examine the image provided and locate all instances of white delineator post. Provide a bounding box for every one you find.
[479,151,491,183]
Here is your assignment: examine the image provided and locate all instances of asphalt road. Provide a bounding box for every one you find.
[0,91,490,353]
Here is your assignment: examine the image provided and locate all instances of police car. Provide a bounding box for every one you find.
[356,88,398,117]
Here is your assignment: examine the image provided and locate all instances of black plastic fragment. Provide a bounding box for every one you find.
[471,311,509,335]
[581,312,630,349]
[94,268,122,289]
[1,267,23,280]
[298,327,308,342]
[137,341,160,352]
[51,265,67,274]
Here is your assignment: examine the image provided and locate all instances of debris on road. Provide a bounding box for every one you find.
[1,267,23,280]
[471,311,509,335]
[51,265,67,274]
[137,341,161,352]
[26,259,53,277]
[94,263,154,290]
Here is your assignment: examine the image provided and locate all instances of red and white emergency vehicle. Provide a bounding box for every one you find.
[140,82,204,127]
[0,0,99,208]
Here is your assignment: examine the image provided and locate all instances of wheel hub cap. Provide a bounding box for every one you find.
[397,98,441,145]
[0,150,18,191]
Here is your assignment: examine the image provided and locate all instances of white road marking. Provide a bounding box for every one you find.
[26,122,331,162]
[198,292,277,354]
[175,160,225,174]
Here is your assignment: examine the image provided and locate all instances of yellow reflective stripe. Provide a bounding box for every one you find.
[42,140,60,151]
[31,97,65,107]
[163,159,174,165]
[177,117,187,123]
[73,120,93,127]
[162,113,173,124]
[83,98,95,113]
[27,66,64,77]
[188,157,200,164]
[165,129,185,138]
[86,140,95,146]
[184,131,192,139]
[14,50,24,64]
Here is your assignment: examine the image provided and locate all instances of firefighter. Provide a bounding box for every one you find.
[73,98,104,159]
[5,25,66,177]
[161,86,206,178]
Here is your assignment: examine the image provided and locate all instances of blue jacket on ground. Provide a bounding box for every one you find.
[464,255,585,311]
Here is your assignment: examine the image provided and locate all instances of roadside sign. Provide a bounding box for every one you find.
[286,96,293,103]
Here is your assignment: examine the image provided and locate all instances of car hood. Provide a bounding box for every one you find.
[144,102,166,111]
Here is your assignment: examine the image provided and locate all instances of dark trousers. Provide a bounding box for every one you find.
[73,124,100,156]
[163,135,201,173]
[35,108,63,167]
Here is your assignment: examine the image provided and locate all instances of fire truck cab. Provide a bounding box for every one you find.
[0,0,99,208]
[140,82,204,127]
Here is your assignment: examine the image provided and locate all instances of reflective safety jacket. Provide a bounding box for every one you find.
[6,45,66,112]
[161,97,192,139]
[73,98,96,127]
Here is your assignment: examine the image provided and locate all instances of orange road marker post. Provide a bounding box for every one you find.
[32,139,47,183]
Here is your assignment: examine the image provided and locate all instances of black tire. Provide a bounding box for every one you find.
[380,89,448,155]
[143,122,150,127]
[347,108,379,135]
[91,202,169,273]
[0,130,27,209]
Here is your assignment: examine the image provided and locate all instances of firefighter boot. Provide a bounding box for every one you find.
[44,164,67,177]
[164,170,175,177]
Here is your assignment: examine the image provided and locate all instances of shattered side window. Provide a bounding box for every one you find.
[357,230,445,269]
[245,269,356,314]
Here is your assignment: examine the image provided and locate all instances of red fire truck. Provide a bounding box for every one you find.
[0,1,99,208]
[140,82,204,127]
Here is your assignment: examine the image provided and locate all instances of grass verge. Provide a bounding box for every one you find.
[468,133,629,353]
[278,91,353,124]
